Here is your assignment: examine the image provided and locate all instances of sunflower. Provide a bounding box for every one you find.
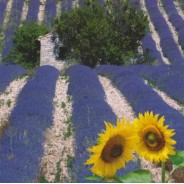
[133,111,176,163]
[85,118,135,178]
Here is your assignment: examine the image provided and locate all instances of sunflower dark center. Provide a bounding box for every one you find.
[146,132,156,145]
[143,126,165,151]
[101,135,124,163]
[110,145,123,158]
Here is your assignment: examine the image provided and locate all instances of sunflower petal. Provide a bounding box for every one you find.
[133,111,176,163]
[85,118,135,177]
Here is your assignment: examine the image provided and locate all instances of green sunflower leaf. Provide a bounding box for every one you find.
[85,175,104,181]
[118,169,153,183]
[169,150,184,169]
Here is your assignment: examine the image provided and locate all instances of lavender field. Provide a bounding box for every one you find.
[1,0,184,182]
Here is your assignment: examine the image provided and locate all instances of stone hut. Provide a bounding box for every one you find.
[37,32,65,69]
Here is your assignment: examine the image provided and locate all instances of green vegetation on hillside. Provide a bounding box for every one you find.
[4,22,49,69]
[55,0,148,67]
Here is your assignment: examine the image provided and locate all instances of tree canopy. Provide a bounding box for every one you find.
[5,22,49,69]
[55,0,148,67]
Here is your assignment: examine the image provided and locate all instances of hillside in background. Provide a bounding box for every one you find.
[0,0,184,65]
[1,0,184,183]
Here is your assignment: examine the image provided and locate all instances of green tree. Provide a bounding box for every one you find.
[55,0,148,67]
[5,22,49,69]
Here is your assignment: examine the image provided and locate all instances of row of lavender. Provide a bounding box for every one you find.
[66,65,137,182]
[44,0,57,26]
[141,33,165,65]
[96,65,184,151]
[1,63,184,181]
[131,0,165,65]
[1,0,71,58]
[44,0,73,26]
[162,0,184,50]
[0,65,59,182]
[0,64,26,93]
[144,0,184,64]
[130,0,184,65]
[2,0,24,58]
[1,0,184,65]
[0,0,72,29]
[44,0,104,26]
[141,64,184,106]
[26,0,40,22]
[2,0,41,58]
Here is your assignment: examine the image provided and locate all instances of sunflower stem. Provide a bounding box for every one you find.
[162,162,166,183]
